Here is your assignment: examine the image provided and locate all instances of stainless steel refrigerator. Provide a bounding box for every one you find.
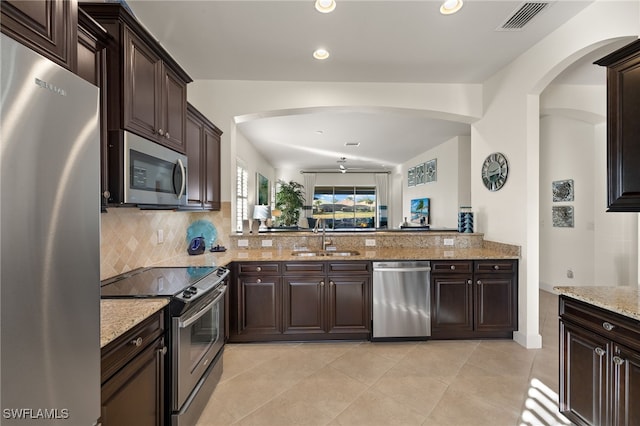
[0,34,101,425]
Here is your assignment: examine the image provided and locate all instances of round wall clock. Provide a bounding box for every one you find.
[481,152,509,191]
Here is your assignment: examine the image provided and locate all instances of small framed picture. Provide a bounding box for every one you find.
[415,163,425,185]
[552,206,574,228]
[425,159,437,183]
[408,167,416,187]
[552,179,574,202]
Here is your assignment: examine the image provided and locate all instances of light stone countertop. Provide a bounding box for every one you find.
[100,298,169,348]
[154,246,519,268]
[554,286,640,322]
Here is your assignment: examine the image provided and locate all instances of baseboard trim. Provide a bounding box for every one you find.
[514,330,542,349]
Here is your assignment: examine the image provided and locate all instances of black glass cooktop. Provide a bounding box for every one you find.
[100,266,218,298]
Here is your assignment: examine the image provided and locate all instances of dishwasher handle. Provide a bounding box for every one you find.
[373,266,431,273]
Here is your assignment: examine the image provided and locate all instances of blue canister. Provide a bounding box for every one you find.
[458,207,474,233]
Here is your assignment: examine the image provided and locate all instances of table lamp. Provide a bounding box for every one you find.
[253,205,271,232]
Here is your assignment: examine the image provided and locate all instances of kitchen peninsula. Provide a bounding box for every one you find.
[555,286,640,425]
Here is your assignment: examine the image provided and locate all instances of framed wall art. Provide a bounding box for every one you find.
[410,198,430,225]
[425,159,437,183]
[415,163,425,185]
[552,206,574,228]
[257,173,269,205]
[552,179,574,202]
[408,167,416,187]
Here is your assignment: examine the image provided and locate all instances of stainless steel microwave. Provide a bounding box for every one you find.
[123,131,187,207]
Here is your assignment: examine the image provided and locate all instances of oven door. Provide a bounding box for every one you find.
[172,284,226,411]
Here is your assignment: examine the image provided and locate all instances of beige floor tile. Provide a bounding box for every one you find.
[350,341,419,361]
[329,348,399,386]
[328,389,426,426]
[371,368,449,416]
[424,388,521,426]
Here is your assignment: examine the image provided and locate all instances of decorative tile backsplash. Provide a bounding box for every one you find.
[100,203,231,280]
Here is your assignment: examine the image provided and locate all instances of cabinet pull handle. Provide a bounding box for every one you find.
[602,322,615,331]
[131,337,143,347]
[256,278,262,284]
[493,265,500,270]
[320,281,325,287]
[594,347,606,357]
[613,356,624,366]
[256,266,262,272]
[450,265,456,270]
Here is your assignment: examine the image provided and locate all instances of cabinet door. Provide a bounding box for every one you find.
[124,28,160,140]
[326,275,370,334]
[237,276,282,335]
[185,110,203,208]
[160,65,186,152]
[101,337,165,426]
[1,0,76,71]
[283,276,325,334]
[560,320,610,426]
[203,126,221,210]
[612,344,640,426]
[430,274,473,337]
[474,273,516,332]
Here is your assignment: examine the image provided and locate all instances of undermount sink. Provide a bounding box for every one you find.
[291,250,360,257]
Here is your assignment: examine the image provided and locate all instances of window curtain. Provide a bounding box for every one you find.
[375,173,388,228]
[302,173,316,226]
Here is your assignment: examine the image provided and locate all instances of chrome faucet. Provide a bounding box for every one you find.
[313,218,330,250]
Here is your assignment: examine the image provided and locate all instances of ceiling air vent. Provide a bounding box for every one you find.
[497,1,550,31]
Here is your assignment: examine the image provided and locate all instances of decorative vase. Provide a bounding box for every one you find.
[458,207,474,233]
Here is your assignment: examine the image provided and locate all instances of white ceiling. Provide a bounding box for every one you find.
[122,0,625,172]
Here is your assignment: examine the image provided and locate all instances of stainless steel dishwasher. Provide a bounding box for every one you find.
[372,261,431,340]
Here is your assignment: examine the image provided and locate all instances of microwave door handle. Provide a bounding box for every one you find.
[178,285,227,329]
[176,158,186,201]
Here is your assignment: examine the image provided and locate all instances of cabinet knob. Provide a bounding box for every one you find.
[256,278,262,284]
[256,266,262,272]
[166,132,170,139]
[602,322,615,331]
[330,281,335,286]
[130,337,143,347]
[450,265,456,270]
[320,281,325,287]
[158,128,165,136]
[493,265,500,270]
[467,279,472,285]
[476,280,482,285]
[102,190,111,199]
[613,356,625,366]
[160,346,168,356]
[594,347,606,357]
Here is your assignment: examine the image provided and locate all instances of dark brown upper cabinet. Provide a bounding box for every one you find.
[80,3,192,154]
[595,39,640,212]
[1,0,77,72]
[185,104,223,211]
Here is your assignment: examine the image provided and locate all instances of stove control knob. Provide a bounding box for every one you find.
[182,291,192,299]
[188,286,198,293]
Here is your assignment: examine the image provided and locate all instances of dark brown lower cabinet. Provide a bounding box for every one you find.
[560,296,640,426]
[101,310,166,426]
[431,260,517,339]
[229,261,370,342]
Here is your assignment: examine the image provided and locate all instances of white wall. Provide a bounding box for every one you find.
[400,136,471,229]
[471,1,639,348]
[236,130,276,208]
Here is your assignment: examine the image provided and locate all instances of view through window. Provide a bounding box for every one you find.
[313,186,376,229]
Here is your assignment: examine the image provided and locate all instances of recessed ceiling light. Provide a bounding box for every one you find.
[313,48,330,60]
[440,0,463,15]
[315,0,336,14]
[315,130,324,135]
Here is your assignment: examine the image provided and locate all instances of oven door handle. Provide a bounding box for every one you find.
[178,285,227,329]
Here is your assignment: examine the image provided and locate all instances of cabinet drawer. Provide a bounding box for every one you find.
[328,261,370,274]
[475,260,516,273]
[560,297,640,353]
[101,309,164,384]
[284,262,325,275]
[431,261,472,274]
[237,262,280,275]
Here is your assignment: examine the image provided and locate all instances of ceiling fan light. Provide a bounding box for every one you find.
[440,0,463,15]
[313,48,330,60]
[315,0,336,14]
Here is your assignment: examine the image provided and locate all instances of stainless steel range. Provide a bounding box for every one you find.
[101,266,229,426]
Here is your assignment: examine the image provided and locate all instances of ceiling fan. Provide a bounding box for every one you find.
[337,157,364,173]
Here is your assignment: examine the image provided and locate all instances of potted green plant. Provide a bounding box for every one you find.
[274,180,305,227]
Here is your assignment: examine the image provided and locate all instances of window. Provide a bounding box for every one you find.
[313,186,376,228]
[236,163,248,232]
